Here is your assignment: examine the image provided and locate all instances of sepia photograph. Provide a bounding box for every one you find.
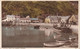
[2,1,78,48]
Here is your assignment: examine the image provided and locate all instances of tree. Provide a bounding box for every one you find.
[2,1,78,18]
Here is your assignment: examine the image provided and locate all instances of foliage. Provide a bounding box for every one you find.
[2,1,78,18]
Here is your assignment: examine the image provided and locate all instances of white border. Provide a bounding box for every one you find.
[0,0,79,49]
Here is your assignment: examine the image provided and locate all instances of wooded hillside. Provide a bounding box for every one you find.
[2,1,78,18]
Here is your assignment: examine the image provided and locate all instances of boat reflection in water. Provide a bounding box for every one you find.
[2,26,78,47]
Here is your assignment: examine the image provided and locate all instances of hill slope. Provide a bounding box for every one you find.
[2,1,78,18]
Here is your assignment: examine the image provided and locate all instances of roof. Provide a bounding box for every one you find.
[6,15,15,17]
[50,16,58,20]
[48,16,59,20]
[61,16,70,20]
[68,15,78,22]
[30,18,38,20]
[48,16,70,21]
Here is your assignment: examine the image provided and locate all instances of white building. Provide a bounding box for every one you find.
[19,16,31,23]
[6,15,15,21]
[2,15,15,22]
[19,18,31,23]
[15,16,20,23]
[48,16,70,23]
[26,15,30,19]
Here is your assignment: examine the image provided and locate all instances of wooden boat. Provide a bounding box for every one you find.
[43,41,66,47]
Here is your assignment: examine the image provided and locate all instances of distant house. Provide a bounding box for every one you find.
[45,17,50,23]
[49,16,59,23]
[30,18,39,23]
[7,15,15,21]
[2,15,15,22]
[67,15,78,25]
[26,15,30,19]
[15,16,20,22]
[20,18,31,23]
[47,16,61,23]
[47,16,70,23]
[61,16,70,23]
[19,16,31,23]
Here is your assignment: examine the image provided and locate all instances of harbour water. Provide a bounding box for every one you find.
[2,26,45,47]
[2,26,78,47]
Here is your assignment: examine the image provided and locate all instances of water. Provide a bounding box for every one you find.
[2,26,78,47]
[2,26,45,47]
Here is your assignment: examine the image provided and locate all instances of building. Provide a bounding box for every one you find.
[7,15,15,21]
[30,18,39,23]
[16,15,31,23]
[47,16,61,23]
[47,16,70,23]
[67,15,78,25]
[2,15,15,22]
[49,16,59,23]
[45,17,50,23]
[19,18,31,23]
[15,16,20,23]
[26,15,30,19]
[61,16,70,23]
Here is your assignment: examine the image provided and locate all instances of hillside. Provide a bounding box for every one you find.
[2,1,78,18]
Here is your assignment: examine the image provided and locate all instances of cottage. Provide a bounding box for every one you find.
[7,15,15,21]
[20,18,31,23]
[50,16,59,23]
[15,16,20,23]
[48,16,70,23]
[26,15,30,19]
[2,15,15,22]
[30,18,39,23]
[47,16,60,23]
[19,15,31,23]
[67,15,78,25]
[61,16,70,23]
[45,17,50,23]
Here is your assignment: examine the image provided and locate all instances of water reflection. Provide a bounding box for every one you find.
[2,26,78,47]
[2,26,45,47]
